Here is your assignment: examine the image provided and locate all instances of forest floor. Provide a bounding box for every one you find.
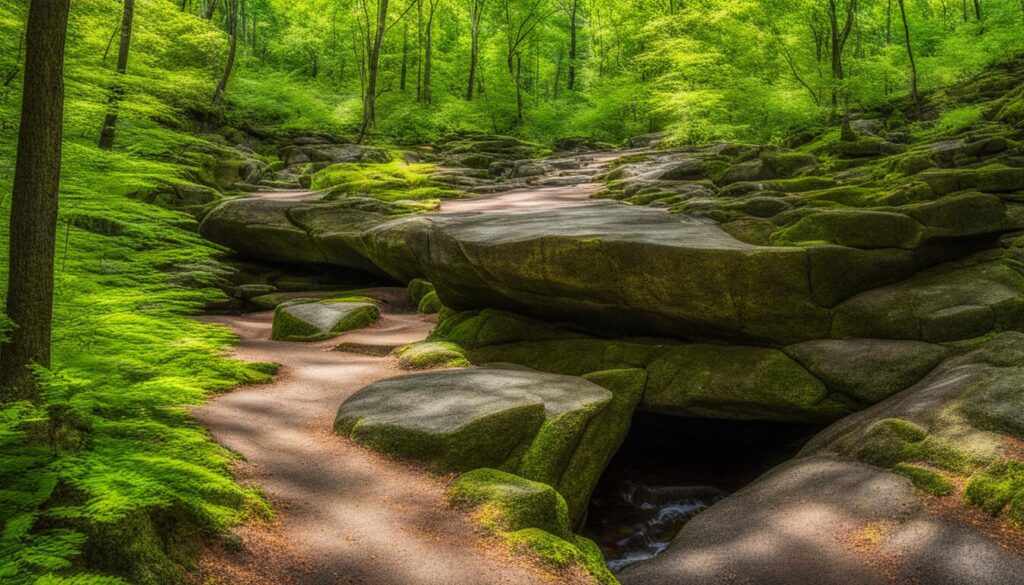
[189,167,617,584]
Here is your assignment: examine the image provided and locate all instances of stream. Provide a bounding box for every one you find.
[582,412,820,572]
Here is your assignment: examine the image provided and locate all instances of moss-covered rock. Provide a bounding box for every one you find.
[450,468,572,538]
[394,341,470,370]
[333,368,611,478]
[506,528,617,585]
[406,278,435,309]
[784,339,950,405]
[271,298,380,341]
[771,210,922,249]
[417,290,444,314]
[831,257,1024,342]
[465,335,850,423]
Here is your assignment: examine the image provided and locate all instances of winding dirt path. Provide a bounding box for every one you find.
[192,290,574,585]
[191,152,627,584]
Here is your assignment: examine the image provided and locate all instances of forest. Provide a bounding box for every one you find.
[2,0,1024,584]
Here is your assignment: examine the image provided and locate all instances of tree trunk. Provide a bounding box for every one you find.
[212,0,238,105]
[400,22,408,91]
[467,0,482,101]
[897,0,920,114]
[0,0,71,404]
[828,0,857,115]
[515,52,523,122]
[567,0,577,91]
[423,1,436,103]
[358,0,388,143]
[973,0,982,19]
[99,0,135,150]
[203,0,217,19]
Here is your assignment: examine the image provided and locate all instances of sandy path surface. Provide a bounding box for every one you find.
[192,295,568,585]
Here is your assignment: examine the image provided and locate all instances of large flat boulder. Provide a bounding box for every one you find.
[334,367,619,521]
[199,195,1016,346]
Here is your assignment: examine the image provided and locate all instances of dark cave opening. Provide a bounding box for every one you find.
[582,411,822,572]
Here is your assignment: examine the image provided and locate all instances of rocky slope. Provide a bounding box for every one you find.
[190,58,1024,583]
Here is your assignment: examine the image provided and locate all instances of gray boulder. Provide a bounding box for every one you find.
[272,299,380,341]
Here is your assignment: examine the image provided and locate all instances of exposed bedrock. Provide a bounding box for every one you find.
[620,332,1024,585]
[199,196,1014,345]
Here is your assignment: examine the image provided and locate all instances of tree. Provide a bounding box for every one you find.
[0,0,72,403]
[896,0,920,114]
[499,0,548,121]
[561,0,581,90]
[357,0,416,141]
[466,0,485,100]
[358,0,389,142]
[213,0,239,104]
[827,0,857,118]
[99,0,136,150]
[422,0,440,103]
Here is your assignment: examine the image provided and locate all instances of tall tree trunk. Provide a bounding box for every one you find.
[416,0,423,101]
[0,0,71,404]
[400,22,408,92]
[203,0,217,19]
[212,0,238,105]
[885,0,892,43]
[99,0,135,150]
[515,52,523,122]
[567,0,578,91]
[973,0,982,19]
[423,0,437,103]
[467,0,483,101]
[828,0,857,117]
[897,0,920,114]
[358,0,388,143]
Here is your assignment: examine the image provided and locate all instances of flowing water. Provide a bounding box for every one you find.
[583,412,819,572]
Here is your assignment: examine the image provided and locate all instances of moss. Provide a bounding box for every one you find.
[763,151,818,177]
[394,341,470,370]
[418,290,444,314]
[406,278,435,308]
[516,400,610,502]
[965,459,1024,524]
[310,159,459,202]
[554,369,646,524]
[449,469,572,539]
[856,418,971,474]
[894,463,953,496]
[765,176,837,192]
[771,210,923,249]
[505,529,617,585]
[431,309,584,350]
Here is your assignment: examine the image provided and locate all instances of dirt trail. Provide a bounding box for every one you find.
[192,151,628,584]
[193,293,575,585]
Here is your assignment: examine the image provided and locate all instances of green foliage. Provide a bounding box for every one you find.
[1,2,275,582]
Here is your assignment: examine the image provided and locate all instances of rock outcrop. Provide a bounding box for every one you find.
[620,333,1024,585]
[334,367,640,523]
